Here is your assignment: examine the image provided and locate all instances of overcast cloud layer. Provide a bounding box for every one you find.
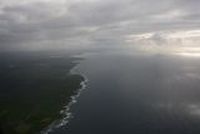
[0,0,200,53]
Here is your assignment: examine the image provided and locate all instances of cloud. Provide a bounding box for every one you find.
[0,0,200,51]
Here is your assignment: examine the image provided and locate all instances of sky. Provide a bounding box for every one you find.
[0,0,200,54]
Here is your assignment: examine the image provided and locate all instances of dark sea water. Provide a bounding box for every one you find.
[52,51,200,134]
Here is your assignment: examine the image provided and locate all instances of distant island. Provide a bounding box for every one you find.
[0,51,84,134]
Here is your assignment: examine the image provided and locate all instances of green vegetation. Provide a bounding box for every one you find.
[0,52,84,134]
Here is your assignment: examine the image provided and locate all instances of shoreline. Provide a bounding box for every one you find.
[42,62,88,134]
[0,52,87,134]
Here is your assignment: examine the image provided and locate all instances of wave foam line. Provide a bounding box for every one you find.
[41,65,88,134]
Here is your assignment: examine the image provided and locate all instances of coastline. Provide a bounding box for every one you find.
[0,52,87,134]
[42,61,88,134]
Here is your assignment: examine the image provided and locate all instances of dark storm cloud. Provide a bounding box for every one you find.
[0,0,200,51]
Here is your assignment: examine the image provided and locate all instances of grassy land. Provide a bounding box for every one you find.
[0,52,84,134]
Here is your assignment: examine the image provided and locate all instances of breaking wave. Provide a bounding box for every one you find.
[41,63,88,134]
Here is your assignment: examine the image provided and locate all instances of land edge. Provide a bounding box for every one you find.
[41,61,88,134]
